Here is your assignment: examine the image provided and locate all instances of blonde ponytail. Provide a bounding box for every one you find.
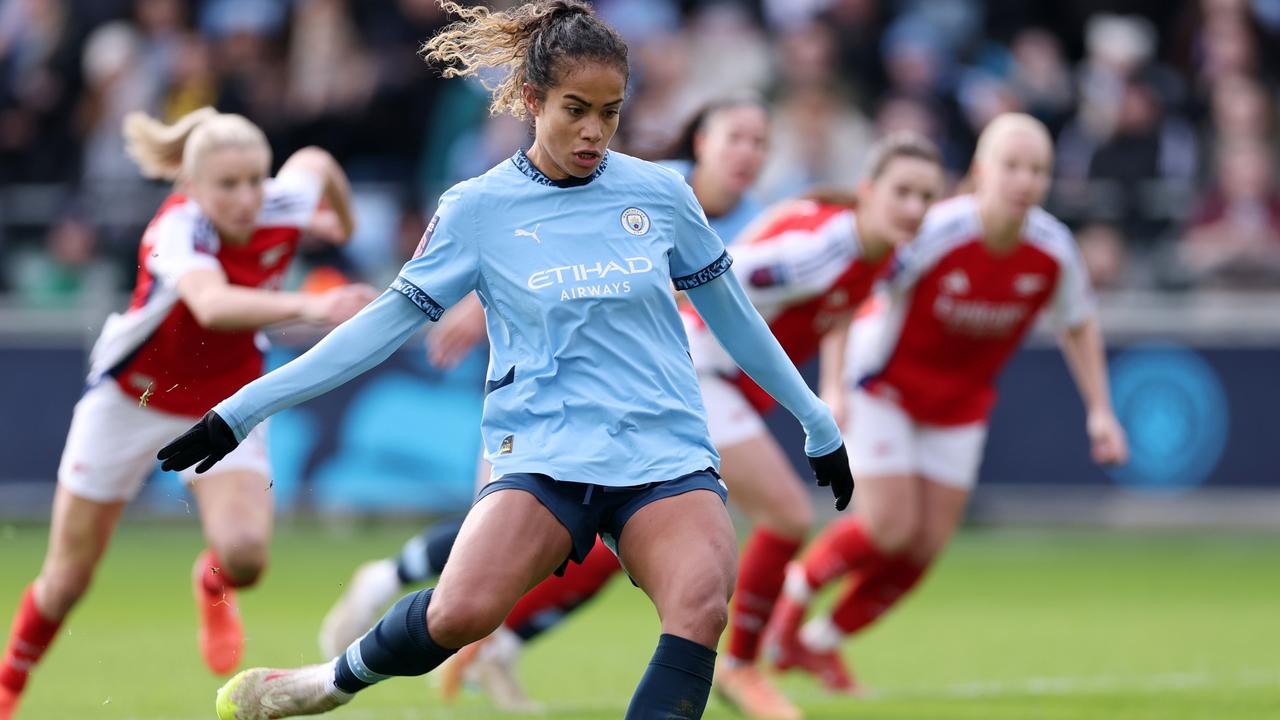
[123,107,269,181]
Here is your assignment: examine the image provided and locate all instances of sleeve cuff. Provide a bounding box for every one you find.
[673,250,734,291]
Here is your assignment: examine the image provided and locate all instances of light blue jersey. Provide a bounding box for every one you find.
[658,159,765,245]
[212,150,840,490]
[396,150,730,486]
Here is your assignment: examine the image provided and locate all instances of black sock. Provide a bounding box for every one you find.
[332,588,457,694]
[513,594,593,643]
[394,519,463,585]
[626,634,717,719]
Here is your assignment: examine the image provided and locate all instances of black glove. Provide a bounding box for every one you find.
[157,411,240,474]
[808,443,854,511]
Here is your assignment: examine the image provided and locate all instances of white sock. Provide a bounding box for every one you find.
[324,658,356,703]
[799,615,844,653]
[782,563,814,604]
[480,625,526,665]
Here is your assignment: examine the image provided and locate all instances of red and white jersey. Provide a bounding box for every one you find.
[87,171,323,417]
[859,194,1094,426]
[684,200,893,412]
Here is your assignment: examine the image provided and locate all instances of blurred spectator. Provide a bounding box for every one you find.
[0,0,81,183]
[8,213,116,307]
[78,20,159,183]
[755,82,873,202]
[1077,223,1131,289]
[1205,72,1273,156]
[1008,28,1075,134]
[286,0,374,123]
[1178,139,1280,288]
[618,31,697,158]
[1083,71,1198,250]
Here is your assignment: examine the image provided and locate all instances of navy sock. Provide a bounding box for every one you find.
[626,634,717,720]
[394,519,463,585]
[513,595,593,643]
[332,588,457,694]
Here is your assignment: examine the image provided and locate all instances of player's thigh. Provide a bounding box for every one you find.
[718,432,812,540]
[617,489,737,646]
[429,487,573,641]
[189,424,273,537]
[37,485,126,614]
[846,390,922,549]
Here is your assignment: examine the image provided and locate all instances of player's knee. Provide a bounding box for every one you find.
[759,499,812,540]
[666,590,729,647]
[425,592,506,648]
[864,507,918,556]
[909,525,952,565]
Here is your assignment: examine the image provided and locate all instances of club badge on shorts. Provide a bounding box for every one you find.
[621,207,650,236]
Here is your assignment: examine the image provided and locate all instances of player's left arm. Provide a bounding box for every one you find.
[1050,233,1128,466]
[686,272,852,509]
[818,311,854,431]
[278,146,356,243]
[670,173,851,509]
[1058,317,1128,465]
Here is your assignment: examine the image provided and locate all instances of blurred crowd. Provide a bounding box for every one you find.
[2,0,1279,308]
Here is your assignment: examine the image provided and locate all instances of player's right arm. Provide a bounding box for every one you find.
[278,146,356,242]
[817,311,853,430]
[159,186,481,473]
[176,268,372,331]
[728,211,859,306]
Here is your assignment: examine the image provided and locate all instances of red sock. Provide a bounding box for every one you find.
[799,516,890,591]
[503,538,621,639]
[830,557,927,636]
[0,586,62,695]
[727,528,802,662]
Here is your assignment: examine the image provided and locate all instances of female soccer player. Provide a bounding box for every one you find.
[766,113,1129,695]
[313,96,775,706]
[157,3,852,719]
[0,108,373,718]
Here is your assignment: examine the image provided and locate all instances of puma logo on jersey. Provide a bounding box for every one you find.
[514,224,542,244]
[1013,273,1048,296]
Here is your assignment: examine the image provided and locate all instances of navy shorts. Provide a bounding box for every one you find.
[474,468,728,573]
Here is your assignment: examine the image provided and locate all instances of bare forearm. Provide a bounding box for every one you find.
[188,285,309,331]
[818,313,852,398]
[1059,317,1113,416]
[322,165,356,241]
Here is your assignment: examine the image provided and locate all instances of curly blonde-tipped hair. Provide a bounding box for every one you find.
[122,107,270,181]
[421,0,627,119]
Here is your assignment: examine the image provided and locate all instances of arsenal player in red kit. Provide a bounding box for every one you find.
[766,113,1129,695]
[0,107,374,719]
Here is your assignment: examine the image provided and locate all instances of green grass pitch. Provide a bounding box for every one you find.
[2,519,1277,719]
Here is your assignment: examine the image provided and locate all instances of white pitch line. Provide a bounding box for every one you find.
[135,668,1280,720]
[860,667,1280,701]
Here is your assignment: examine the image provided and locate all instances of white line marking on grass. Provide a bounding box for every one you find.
[865,667,1280,701]
[155,668,1280,720]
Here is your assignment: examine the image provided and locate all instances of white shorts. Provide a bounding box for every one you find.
[699,374,767,448]
[58,381,270,503]
[845,390,987,490]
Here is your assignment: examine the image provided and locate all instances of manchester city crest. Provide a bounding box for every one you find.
[621,207,651,236]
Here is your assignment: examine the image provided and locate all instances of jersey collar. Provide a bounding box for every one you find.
[511,148,609,188]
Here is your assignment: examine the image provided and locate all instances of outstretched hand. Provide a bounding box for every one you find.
[808,444,854,511]
[157,411,240,474]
